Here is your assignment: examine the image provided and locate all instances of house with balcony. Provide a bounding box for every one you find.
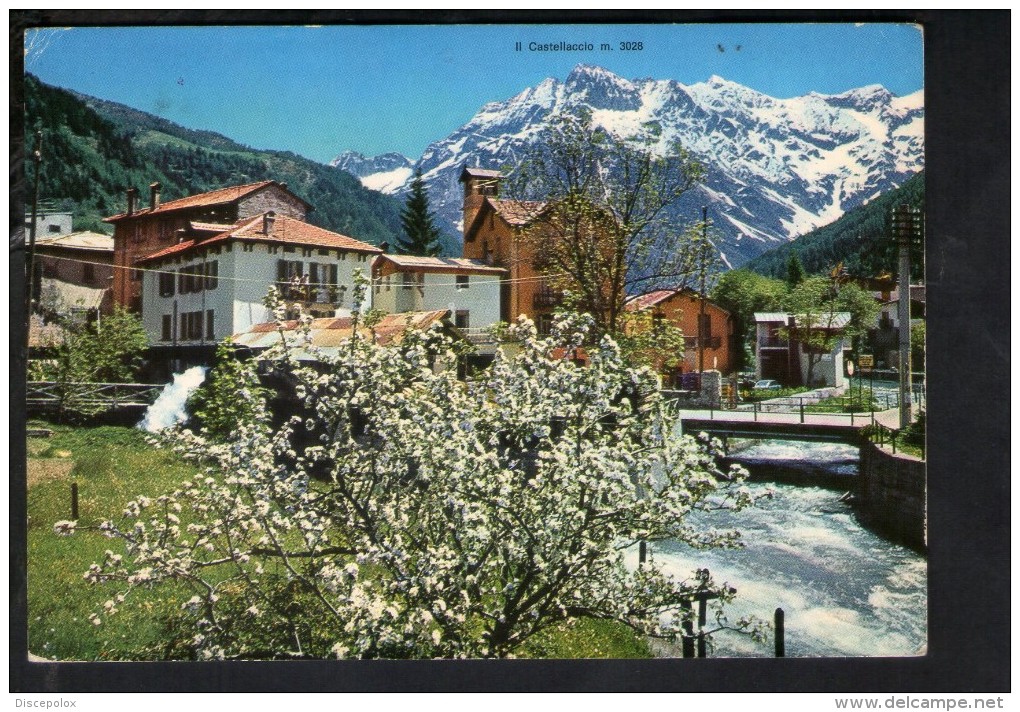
[136,211,379,370]
[104,180,311,312]
[754,312,850,389]
[625,289,736,384]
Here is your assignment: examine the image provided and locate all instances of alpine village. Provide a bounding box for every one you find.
[22,67,926,663]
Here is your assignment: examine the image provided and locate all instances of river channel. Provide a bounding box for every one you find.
[645,440,927,658]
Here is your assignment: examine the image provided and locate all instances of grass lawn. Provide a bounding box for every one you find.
[26,422,204,661]
[25,422,653,660]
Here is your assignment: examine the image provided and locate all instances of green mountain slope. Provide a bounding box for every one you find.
[743,171,925,279]
[23,74,406,247]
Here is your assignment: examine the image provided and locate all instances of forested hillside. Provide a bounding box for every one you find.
[743,171,925,280]
[21,74,405,246]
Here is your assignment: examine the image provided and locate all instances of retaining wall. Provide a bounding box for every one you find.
[857,440,926,550]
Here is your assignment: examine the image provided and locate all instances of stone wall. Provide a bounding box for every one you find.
[697,369,722,408]
[857,440,926,550]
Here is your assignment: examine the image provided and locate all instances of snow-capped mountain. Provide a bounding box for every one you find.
[330,150,414,194]
[333,64,924,268]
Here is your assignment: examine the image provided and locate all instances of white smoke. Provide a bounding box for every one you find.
[138,366,208,433]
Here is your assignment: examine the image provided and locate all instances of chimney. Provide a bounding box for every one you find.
[379,241,389,254]
[263,211,276,235]
[149,182,162,211]
[278,182,287,191]
[126,188,138,216]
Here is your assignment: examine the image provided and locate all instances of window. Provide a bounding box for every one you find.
[48,224,61,233]
[82,262,95,284]
[402,272,415,290]
[180,311,204,341]
[537,314,553,336]
[308,262,338,302]
[159,270,176,297]
[456,275,470,290]
[318,249,330,256]
[242,243,254,252]
[177,264,205,294]
[698,313,713,340]
[455,310,470,329]
[161,315,172,341]
[206,310,215,340]
[204,260,218,290]
[276,259,306,300]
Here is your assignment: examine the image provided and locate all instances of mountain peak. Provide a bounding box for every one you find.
[326,67,924,269]
[563,64,639,110]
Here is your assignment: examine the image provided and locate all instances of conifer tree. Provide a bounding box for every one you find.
[398,168,442,256]
[786,252,806,287]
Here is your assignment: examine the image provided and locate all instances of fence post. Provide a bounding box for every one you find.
[71,482,79,520]
[775,608,785,657]
[799,398,805,424]
[681,600,695,658]
[753,401,758,422]
[697,596,708,658]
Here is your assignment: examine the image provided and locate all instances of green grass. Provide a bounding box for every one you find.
[740,386,811,402]
[520,619,652,659]
[26,423,655,660]
[27,422,203,660]
[803,394,880,413]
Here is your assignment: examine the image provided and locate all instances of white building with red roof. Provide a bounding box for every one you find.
[104,180,311,311]
[136,211,380,353]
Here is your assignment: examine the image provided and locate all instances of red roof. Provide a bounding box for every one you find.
[459,167,503,181]
[625,290,677,311]
[625,289,732,316]
[487,198,548,227]
[103,181,311,222]
[137,213,381,263]
[234,311,453,348]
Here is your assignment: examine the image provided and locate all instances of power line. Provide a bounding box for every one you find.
[36,252,569,289]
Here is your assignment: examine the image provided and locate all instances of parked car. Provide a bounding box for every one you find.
[737,372,757,390]
[752,379,782,390]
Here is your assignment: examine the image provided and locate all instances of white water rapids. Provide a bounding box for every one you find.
[643,440,927,657]
[138,366,208,433]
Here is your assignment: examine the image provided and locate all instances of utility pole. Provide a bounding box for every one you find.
[26,129,43,322]
[891,204,921,429]
[698,206,709,375]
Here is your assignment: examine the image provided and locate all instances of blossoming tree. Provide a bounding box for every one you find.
[58,275,762,659]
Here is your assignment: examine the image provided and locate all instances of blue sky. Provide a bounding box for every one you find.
[24,23,923,164]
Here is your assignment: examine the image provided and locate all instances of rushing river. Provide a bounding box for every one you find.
[643,440,927,658]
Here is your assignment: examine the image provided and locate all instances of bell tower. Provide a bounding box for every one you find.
[459,167,501,244]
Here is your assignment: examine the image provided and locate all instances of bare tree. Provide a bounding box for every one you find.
[504,110,706,335]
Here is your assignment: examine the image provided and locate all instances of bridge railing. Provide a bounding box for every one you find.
[665,393,901,427]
